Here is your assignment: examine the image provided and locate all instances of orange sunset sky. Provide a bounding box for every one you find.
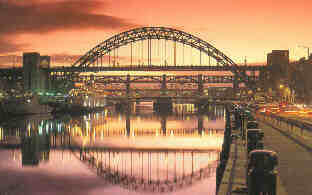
[0,0,311,67]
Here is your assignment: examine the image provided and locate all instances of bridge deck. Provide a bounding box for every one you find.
[48,65,266,72]
[0,65,266,73]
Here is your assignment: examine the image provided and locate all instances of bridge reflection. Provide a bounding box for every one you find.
[79,148,218,193]
[2,130,221,192]
[9,144,218,193]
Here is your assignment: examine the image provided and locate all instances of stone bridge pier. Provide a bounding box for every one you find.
[195,98,210,113]
[153,97,173,113]
[114,101,134,113]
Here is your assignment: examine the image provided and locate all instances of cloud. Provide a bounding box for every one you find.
[0,0,138,53]
[0,39,26,54]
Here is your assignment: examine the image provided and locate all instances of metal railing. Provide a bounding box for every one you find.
[257,112,312,138]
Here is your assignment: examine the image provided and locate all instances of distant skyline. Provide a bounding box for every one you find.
[0,0,311,67]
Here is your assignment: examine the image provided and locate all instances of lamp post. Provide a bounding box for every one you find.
[279,84,284,103]
[279,84,292,103]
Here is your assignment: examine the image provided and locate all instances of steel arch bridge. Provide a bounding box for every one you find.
[71,26,255,90]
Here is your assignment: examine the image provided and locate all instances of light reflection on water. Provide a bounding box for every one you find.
[0,104,225,195]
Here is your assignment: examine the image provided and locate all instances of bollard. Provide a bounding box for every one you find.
[246,128,263,154]
[247,150,278,195]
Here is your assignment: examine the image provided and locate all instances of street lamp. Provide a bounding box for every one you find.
[279,84,292,103]
[279,84,285,102]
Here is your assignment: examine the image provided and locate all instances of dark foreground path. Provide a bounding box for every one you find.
[260,120,312,195]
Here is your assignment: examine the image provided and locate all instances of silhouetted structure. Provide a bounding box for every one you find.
[265,50,289,97]
[21,135,50,166]
[23,52,50,92]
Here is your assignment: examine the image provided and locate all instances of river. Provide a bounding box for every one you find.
[0,103,226,195]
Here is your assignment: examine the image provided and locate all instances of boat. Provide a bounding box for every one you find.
[0,94,52,116]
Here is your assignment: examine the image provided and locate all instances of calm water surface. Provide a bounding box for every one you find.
[0,103,225,195]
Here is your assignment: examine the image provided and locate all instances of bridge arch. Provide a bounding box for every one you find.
[78,148,219,193]
[72,27,253,89]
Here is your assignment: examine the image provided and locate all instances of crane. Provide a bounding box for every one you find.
[297,45,311,59]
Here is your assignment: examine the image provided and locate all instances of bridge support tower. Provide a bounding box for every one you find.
[153,74,172,112]
[161,115,167,135]
[126,74,130,98]
[126,106,131,137]
[195,97,210,113]
[161,74,167,95]
[233,74,239,97]
[198,113,203,135]
[198,74,204,96]
[153,97,172,113]
[115,101,134,112]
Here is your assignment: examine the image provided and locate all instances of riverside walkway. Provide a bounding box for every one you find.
[219,112,312,195]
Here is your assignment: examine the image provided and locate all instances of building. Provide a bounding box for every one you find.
[266,50,290,93]
[267,50,289,78]
[289,57,312,103]
[23,52,50,92]
[267,50,289,66]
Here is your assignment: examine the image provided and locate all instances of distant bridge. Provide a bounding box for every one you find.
[0,27,270,99]
[0,65,265,78]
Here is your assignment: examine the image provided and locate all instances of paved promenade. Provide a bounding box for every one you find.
[259,117,312,195]
[219,113,312,195]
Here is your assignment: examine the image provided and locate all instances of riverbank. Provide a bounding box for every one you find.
[217,108,291,195]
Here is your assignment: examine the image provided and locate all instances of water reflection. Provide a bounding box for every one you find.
[0,103,225,194]
[21,135,50,166]
[78,149,219,193]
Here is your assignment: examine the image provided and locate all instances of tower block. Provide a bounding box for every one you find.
[23,52,50,92]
